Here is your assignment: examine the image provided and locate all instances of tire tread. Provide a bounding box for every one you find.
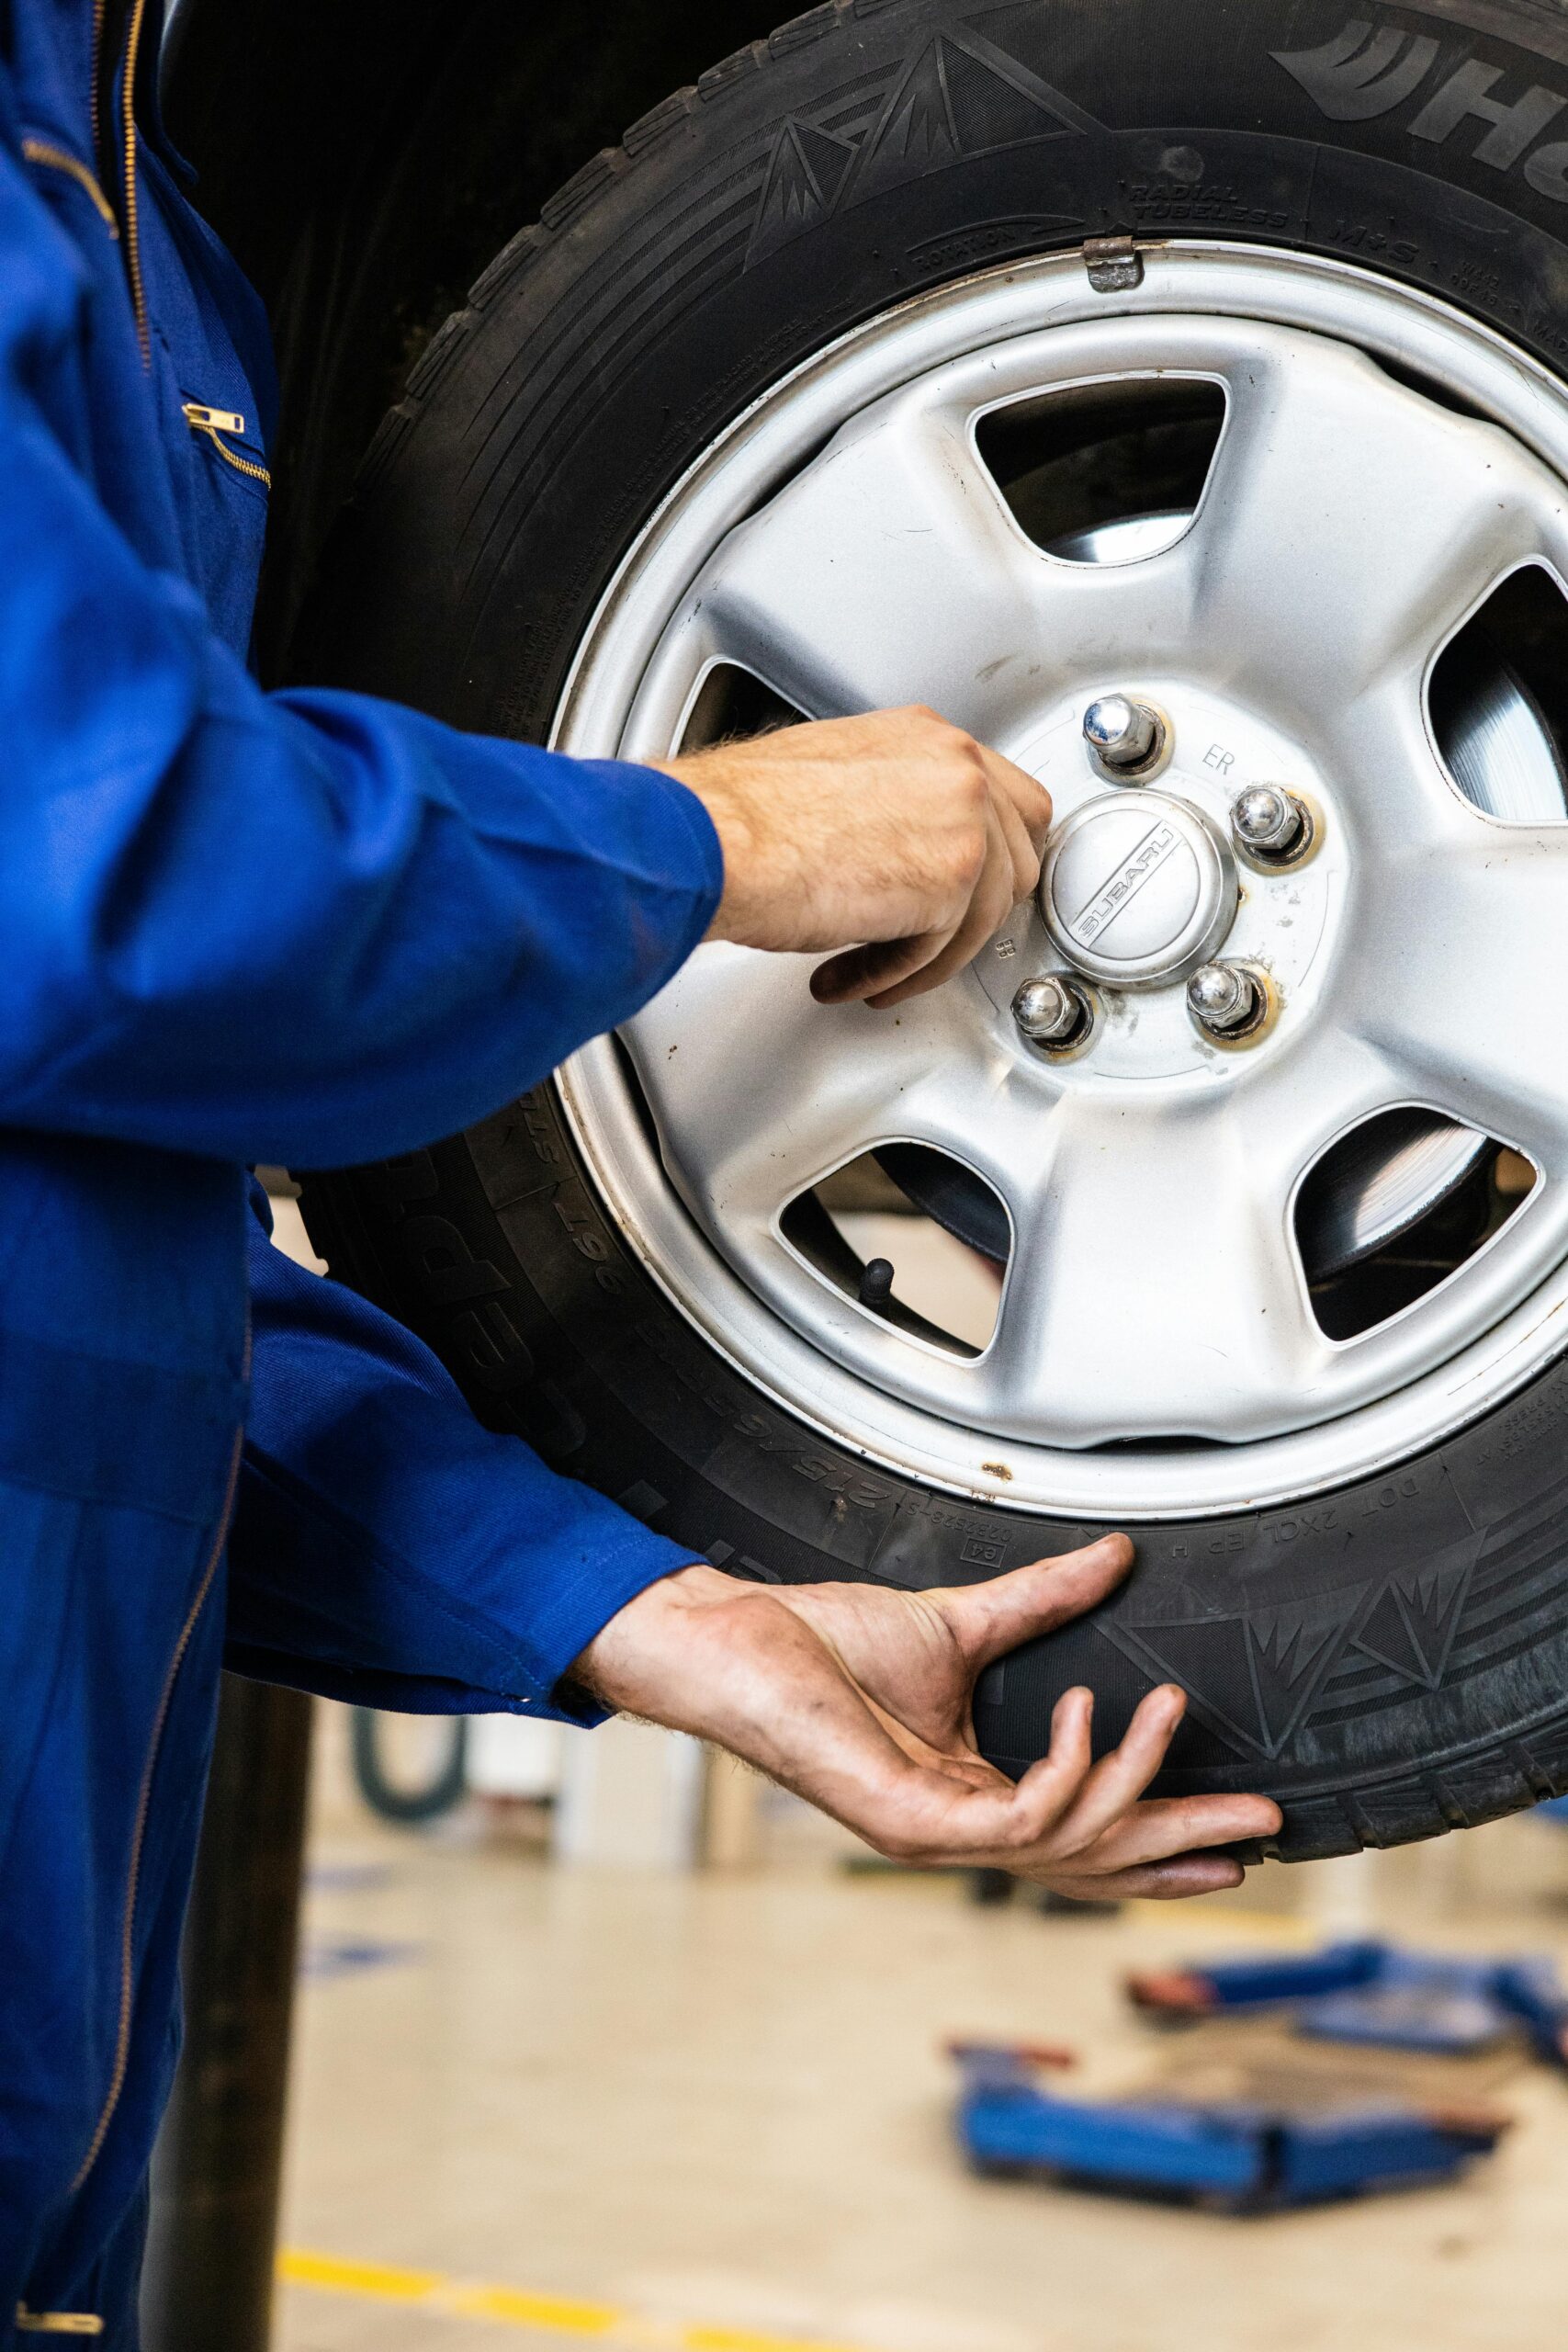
[347,0,911,493]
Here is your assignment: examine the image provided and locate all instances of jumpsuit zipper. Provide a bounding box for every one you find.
[182,401,274,487]
[43,1,262,2272]
[88,0,106,160]
[68,1380,249,2200]
[118,0,149,361]
[18,140,119,232]
[85,0,148,359]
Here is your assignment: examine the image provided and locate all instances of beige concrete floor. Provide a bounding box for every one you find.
[277,1730,1568,2352]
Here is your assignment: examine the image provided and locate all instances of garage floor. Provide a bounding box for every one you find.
[276,1719,1568,2352]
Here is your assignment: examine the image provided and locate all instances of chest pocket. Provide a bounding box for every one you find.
[176,398,271,655]
[182,401,271,491]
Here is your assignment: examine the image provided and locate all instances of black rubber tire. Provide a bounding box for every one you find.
[349,1707,470,1826]
[297,0,1568,1864]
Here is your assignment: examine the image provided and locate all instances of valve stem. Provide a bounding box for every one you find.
[859,1258,895,1311]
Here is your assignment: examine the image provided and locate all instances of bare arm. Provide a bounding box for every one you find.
[657,703,1051,1010]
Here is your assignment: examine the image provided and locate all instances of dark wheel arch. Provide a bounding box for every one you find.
[164,0,775,680]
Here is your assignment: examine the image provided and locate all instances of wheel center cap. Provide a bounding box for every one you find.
[1039,790,1238,989]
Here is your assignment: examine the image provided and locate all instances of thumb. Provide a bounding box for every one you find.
[937,1535,1136,1671]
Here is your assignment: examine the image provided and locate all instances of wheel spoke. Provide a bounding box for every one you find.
[1188,327,1549,729]
[621,944,1017,1235]
[682,375,1189,737]
[689,379,1042,728]
[971,1086,1337,1445]
[1355,817,1568,1174]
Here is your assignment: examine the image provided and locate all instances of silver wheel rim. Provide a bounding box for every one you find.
[554,242,1568,1520]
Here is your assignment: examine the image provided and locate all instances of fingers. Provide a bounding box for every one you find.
[811,923,956,1006]
[792,1672,1277,1905]
[979,743,1053,873]
[812,727,1049,1009]
[1042,1683,1190,1855]
[580,1545,1273,1913]
[936,1534,1137,1671]
[1047,1853,1251,1901]
[845,1686,1096,1866]
[1019,1686,1097,1826]
[865,801,1019,1009]
[1051,1792,1284,1878]
[973,1681,1281,1891]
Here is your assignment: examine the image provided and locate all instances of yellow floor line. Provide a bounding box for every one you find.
[278,2248,875,2352]
[1127,1902,1317,1945]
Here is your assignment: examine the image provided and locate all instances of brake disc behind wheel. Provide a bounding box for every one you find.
[299,0,1568,1861]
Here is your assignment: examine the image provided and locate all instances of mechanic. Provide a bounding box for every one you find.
[0,2,1280,2336]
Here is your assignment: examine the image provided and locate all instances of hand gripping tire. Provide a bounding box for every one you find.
[297,0,1568,1862]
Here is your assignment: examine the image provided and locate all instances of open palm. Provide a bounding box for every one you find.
[575,1535,1280,1898]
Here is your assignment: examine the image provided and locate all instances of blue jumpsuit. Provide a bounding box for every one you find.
[0,2,724,2335]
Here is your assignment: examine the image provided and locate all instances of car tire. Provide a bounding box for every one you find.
[296,0,1568,1862]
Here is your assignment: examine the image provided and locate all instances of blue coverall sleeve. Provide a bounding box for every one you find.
[227,1191,696,1719]
[0,145,723,1170]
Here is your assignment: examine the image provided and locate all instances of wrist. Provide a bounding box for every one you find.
[651,755,768,946]
[570,1560,737,1710]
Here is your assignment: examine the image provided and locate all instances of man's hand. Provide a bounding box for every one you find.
[573,1535,1280,1899]
[656,705,1051,1010]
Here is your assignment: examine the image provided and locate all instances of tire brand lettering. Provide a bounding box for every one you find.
[450,1299,536,1391]
[1407,56,1565,168]
[1273,17,1568,201]
[1271,19,1440,120]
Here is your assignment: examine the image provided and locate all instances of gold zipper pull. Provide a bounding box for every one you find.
[181,401,273,490]
[19,139,119,235]
[183,401,247,435]
[16,2309,106,2336]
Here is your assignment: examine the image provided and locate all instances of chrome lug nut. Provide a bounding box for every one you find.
[1186,960,1265,1039]
[1083,693,1167,779]
[1012,972,1092,1051]
[1230,784,1313,864]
